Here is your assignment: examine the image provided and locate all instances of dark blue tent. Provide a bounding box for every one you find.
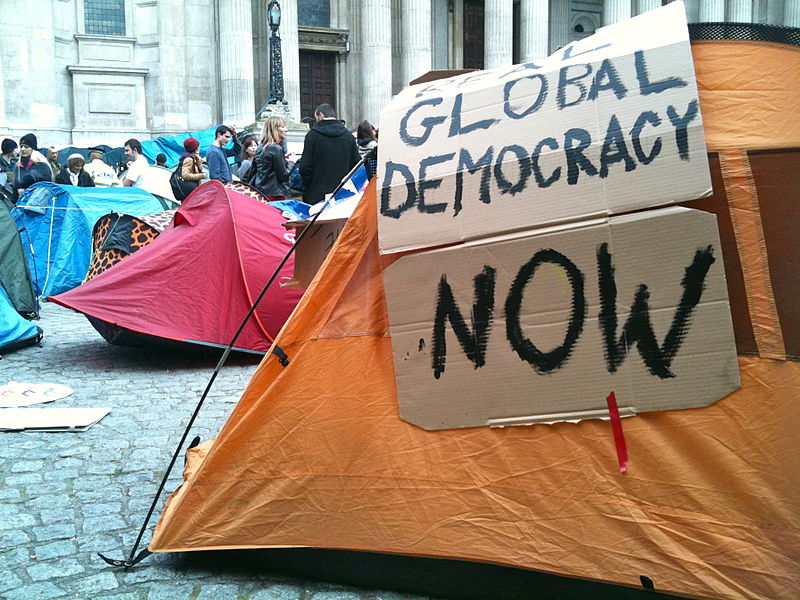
[13,182,168,298]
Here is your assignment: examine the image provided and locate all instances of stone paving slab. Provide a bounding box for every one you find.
[0,302,439,600]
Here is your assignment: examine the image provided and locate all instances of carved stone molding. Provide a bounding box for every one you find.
[298,26,349,53]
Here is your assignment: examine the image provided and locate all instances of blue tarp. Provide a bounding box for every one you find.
[139,126,221,167]
[13,182,167,298]
[55,125,237,171]
[0,286,40,353]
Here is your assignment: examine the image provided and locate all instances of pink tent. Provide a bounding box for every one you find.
[51,182,303,353]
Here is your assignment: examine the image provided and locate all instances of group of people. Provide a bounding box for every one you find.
[2,102,376,206]
[0,133,123,201]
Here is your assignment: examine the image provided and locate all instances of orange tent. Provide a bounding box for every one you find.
[149,33,799,600]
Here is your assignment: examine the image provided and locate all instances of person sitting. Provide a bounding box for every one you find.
[55,154,95,187]
[85,151,118,187]
[249,117,289,200]
[155,153,168,168]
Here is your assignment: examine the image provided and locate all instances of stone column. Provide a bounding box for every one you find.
[520,0,548,62]
[698,0,725,21]
[682,0,700,22]
[635,0,660,15]
[787,0,800,27]
[452,0,464,69]
[218,0,255,126]
[485,0,513,69]
[548,0,571,53]
[401,0,432,87]
[728,0,752,22]
[603,0,632,25]
[361,0,393,127]
[279,0,301,123]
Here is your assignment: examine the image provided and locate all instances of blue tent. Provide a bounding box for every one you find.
[13,182,168,298]
[0,286,41,354]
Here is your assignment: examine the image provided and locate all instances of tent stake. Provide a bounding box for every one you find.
[99,156,369,568]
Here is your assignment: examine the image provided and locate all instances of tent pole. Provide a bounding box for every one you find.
[99,155,370,568]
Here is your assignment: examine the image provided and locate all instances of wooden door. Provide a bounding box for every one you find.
[463,0,485,69]
[299,51,336,121]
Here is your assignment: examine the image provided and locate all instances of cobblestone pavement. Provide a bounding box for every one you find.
[0,302,437,600]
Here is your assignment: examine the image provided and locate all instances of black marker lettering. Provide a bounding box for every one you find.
[630,110,662,164]
[599,114,636,178]
[454,146,494,216]
[449,93,500,137]
[666,100,699,160]
[531,137,561,188]
[380,161,417,219]
[557,64,593,109]
[494,145,531,196]
[588,58,628,101]
[505,249,586,374]
[500,62,545,79]
[418,153,455,214]
[597,242,716,379]
[634,49,688,95]
[432,266,497,379]
[399,98,447,147]
[503,74,548,119]
[562,42,612,61]
[564,128,598,184]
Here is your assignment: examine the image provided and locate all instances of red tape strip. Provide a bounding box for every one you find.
[606,391,628,474]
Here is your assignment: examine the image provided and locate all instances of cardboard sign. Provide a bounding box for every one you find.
[283,219,347,290]
[377,2,711,254]
[383,207,740,430]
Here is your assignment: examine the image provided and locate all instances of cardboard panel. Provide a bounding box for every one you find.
[383,207,740,430]
[378,2,711,254]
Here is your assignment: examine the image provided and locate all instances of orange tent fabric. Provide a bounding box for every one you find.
[150,38,800,600]
[150,180,799,599]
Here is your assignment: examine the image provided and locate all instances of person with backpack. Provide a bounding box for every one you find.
[170,137,204,201]
[248,117,289,201]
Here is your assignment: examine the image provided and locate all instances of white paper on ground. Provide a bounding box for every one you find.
[0,381,74,408]
[0,408,111,432]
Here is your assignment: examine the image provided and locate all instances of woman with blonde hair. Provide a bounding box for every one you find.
[249,116,289,200]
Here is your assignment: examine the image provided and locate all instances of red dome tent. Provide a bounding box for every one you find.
[51,182,303,353]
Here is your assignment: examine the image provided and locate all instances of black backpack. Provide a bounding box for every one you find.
[170,157,199,201]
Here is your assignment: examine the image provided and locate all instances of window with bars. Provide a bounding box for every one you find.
[298,0,330,28]
[85,0,126,36]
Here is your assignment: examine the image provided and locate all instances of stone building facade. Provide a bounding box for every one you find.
[1,0,798,146]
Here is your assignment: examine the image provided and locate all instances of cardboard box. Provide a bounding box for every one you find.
[283,219,347,290]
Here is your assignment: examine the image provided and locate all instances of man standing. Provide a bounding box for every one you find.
[55,154,95,187]
[300,104,360,204]
[207,125,241,183]
[123,139,150,188]
[85,151,118,187]
[47,146,61,180]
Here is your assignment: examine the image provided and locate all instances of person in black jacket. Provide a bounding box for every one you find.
[55,154,95,187]
[300,104,360,204]
[14,133,52,196]
[249,117,290,200]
